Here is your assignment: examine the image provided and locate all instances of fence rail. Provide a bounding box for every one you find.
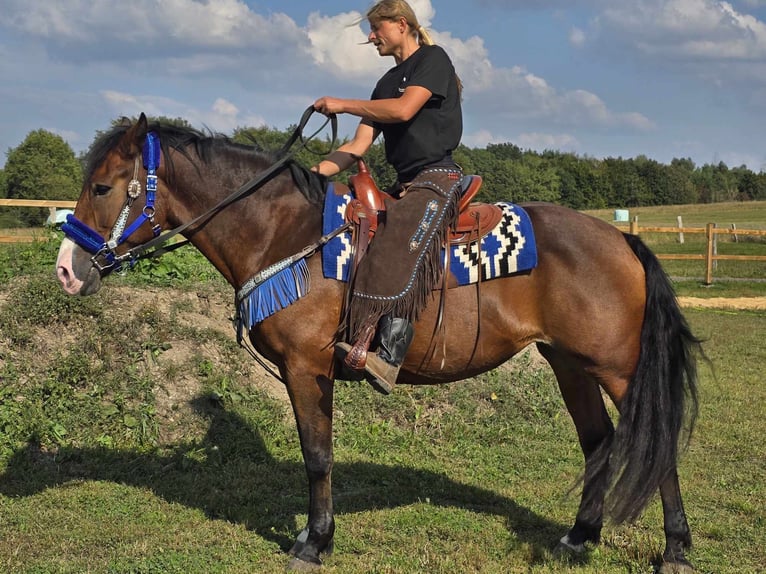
[2,200,764,283]
[618,220,766,284]
[0,200,78,243]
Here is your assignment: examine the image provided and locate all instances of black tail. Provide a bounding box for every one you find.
[605,233,701,523]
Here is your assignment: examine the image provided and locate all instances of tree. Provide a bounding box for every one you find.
[4,130,82,225]
[6,129,81,205]
[486,142,523,162]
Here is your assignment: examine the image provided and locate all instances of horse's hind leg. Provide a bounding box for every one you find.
[658,470,693,574]
[538,344,615,554]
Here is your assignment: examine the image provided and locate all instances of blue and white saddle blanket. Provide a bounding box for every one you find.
[321,183,538,286]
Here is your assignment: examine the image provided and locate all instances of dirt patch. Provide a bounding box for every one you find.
[102,285,290,405]
[677,296,766,310]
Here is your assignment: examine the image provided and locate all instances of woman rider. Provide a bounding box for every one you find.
[312,0,463,394]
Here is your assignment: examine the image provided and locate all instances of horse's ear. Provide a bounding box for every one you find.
[120,113,149,157]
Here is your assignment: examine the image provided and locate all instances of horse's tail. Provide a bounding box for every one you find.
[605,233,702,523]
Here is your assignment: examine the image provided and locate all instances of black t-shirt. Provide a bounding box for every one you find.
[371,44,462,182]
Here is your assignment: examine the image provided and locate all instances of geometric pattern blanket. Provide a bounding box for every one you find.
[235,183,540,333]
[322,183,538,286]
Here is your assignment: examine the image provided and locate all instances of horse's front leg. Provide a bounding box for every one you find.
[284,368,336,570]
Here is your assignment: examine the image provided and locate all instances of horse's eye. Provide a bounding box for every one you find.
[93,184,111,196]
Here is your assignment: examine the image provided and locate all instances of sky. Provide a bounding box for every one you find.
[1,0,765,172]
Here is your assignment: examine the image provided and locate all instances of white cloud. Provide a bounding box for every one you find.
[461,129,502,148]
[599,0,766,61]
[466,65,654,131]
[569,27,587,47]
[0,0,300,47]
[408,0,436,28]
[0,0,649,136]
[516,132,581,151]
[306,11,387,82]
[101,91,265,132]
[462,128,581,154]
[0,0,309,68]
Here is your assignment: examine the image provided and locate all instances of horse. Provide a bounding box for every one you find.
[55,113,701,573]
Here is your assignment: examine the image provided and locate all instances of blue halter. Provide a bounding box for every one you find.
[61,132,162,272]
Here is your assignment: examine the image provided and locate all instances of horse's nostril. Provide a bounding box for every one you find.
[57,266,71,287]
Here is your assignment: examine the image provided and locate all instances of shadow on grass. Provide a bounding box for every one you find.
[0,394,568,564]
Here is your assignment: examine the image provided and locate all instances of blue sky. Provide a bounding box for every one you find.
[1,0,765,172]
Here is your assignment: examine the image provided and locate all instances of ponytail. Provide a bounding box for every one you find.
[416,25,434,46]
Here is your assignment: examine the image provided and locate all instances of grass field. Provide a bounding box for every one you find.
[584,200,766,229]
[0,280,763,574]
[0,203,764,573]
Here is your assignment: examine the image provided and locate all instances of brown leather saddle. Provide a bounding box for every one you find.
[345,159,501,244]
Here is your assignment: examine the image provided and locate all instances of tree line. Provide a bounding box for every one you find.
[2,121,764,227]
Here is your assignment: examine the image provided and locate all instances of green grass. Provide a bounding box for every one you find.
[1,267,764,573]
[585,200,766,229]
[0,209,764,573]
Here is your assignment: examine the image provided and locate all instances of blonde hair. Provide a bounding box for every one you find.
[365,0,462,94]
[366,0,433,46]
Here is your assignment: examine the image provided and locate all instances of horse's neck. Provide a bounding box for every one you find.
[170,155,322,290]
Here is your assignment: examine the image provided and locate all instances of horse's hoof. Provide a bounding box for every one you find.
[658,561,695,574]
[286,557,322,572]
[553,534,586,557]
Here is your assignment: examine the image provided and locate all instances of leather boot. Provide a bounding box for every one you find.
[364,315,414,394]
[335,315,414,395]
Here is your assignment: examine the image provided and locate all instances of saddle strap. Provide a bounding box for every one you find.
[351,211,372,277]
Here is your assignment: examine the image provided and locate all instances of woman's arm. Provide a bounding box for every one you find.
[313,85,432,124]
[311,120,379,177]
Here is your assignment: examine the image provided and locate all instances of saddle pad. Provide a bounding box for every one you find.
[448,202,537,285]
[322,186,537,286]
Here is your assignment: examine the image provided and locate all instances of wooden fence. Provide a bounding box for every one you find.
[622,219,766,284]
[0,200,77,243]
[2,199,764,284]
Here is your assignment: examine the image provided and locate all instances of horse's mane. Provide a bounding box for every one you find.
[86,120,327,206]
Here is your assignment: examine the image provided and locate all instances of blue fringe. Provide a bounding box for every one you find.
[237,259,310,332]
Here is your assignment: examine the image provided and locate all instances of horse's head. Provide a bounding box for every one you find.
[56,113,167,295]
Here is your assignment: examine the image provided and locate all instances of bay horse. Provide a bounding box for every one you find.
[55,113,701,573]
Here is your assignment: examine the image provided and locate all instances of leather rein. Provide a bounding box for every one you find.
[63,106,339,274]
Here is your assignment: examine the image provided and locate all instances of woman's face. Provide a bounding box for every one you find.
[367,17,406,57]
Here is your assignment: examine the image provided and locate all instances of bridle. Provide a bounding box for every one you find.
[61,107,338,275]
[61,132,162,273]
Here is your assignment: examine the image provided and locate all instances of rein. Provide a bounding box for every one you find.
[62,106,337,272]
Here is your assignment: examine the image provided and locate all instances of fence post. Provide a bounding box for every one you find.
[630,215,638,235]
[677,215,684,244]
[713,222,718,271]
[705,222,714,285]
[731,223,738,243]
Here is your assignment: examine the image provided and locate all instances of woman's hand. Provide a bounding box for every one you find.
[314,97,346,116]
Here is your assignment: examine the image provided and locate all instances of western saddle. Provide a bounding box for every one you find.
[345,158,501,245]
